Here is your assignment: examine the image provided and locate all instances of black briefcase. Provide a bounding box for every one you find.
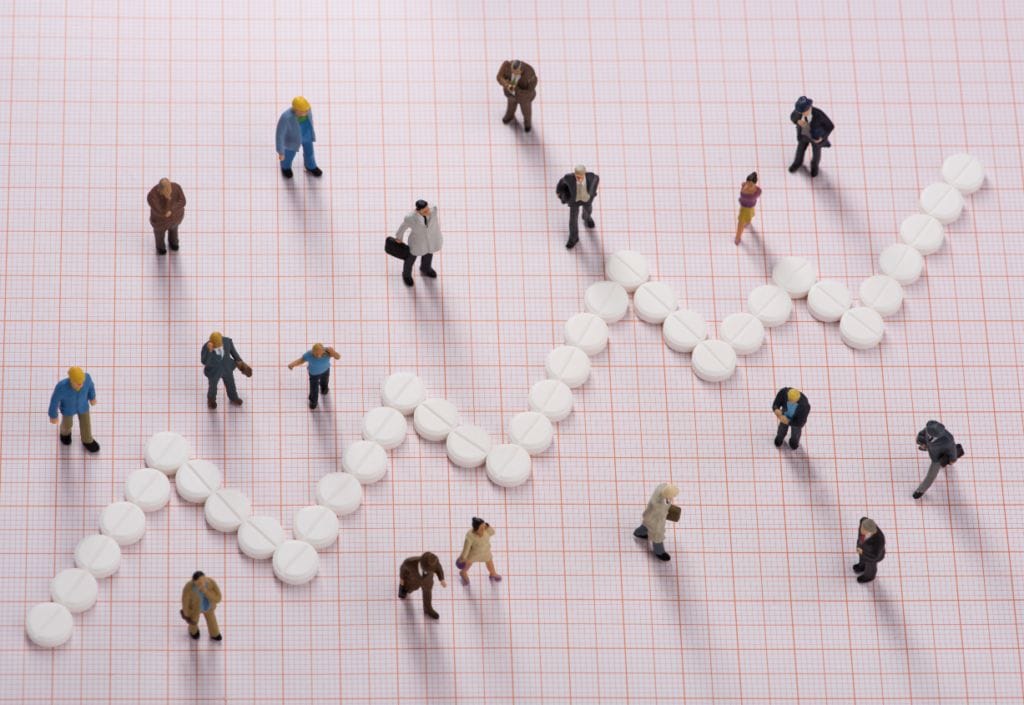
[385,237,410,260]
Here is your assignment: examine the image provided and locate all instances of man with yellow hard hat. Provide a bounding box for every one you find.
[48,367,100,452]
[275,96,322,179]
[772,386,810,450]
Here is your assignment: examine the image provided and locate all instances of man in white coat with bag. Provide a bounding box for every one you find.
[393,199,442,287]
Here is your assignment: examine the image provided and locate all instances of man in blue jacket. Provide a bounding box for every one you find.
[275,96,322,179]
[48,366,99,452]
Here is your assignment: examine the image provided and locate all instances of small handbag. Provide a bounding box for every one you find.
[455,558,467,570]
[179,609,197,626]
[236,361,253,378]
[666,505,681,522]
[385,237,410,260]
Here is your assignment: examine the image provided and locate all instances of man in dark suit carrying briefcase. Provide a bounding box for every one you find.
[788,96,834,177]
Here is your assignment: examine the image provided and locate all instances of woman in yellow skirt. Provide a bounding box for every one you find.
[736,172,761,245]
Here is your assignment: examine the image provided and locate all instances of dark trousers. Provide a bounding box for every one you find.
[207,372,240,402]
[403,252,434,278]
[567,201,594,244]
[859,557,879,581]
[308,370,330,406]
[398,583,434,614]
[154,226,179,251]
[791,140,822,171]
[775,422,803,448]
[502,95,533,127]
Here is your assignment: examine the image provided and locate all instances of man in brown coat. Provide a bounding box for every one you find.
[398,552,447,620]
[496,59,537,132]
[180,571,222,640]
[147,177,187,255]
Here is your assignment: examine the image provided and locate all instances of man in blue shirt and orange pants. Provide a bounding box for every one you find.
[48,367,100,453]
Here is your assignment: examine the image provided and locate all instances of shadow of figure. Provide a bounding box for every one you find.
[800,169,868,235]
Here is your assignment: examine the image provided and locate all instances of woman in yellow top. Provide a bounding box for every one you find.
[457,517,502,585]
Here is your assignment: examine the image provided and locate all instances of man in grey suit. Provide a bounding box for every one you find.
[393,200,442,287]
[201,331,251,409]
[556,165,599,249]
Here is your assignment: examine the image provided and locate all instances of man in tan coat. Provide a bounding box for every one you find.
[180,571,222,640]
[147,178,187,255]
[632,483,679,561]
[496,59,537,132]
[398,552,446,620]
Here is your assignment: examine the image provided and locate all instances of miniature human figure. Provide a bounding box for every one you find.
[852,517,885,584]
[773,387,810,450]
[788,96,833,177]
[398,552,447,620]
[180,571,222,641]
[735,172,761,245]
[496,59,537,132]
[146,178,187,255]
[200,332,251,409]
[275,96,322,179]
[48,366,99,453]
[556,165,599,249]
[287,343,340,410]
[632,483,680,561]
[456,517,502,585]
[393,200,442,287]
[913,420,963,499]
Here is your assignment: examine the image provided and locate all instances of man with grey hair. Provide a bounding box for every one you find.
[496,59,537,132]
[146,177,187,255]
[852,517,885,584]
[555,165,599,249]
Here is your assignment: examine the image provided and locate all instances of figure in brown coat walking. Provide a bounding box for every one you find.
[147,178,187,255]
[497,59,537,132]
[398,552,447,620]
[180,571,222,640]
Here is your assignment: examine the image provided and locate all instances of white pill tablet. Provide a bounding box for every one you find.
[361,406,407,450]
[381,372,427,415]
[316,472,363,516]
[74,534,121,579]
[747,284,793,328]
[771,257,817,298]
[942,153,985,194]
[807,279,853,323]
[204,488,252,533]
[899,213,945,255]
[50,568,98,614]
[527,379,573,422]
[605,250,650,293]
[720,312,765,356]
[508,411,554,456]
[25,602,74,648]
[633,281,679,324]
[545,345,591,388]
[99,501,146,546]
[272,540,320,586]
[175,459,222,504]
[919,182,964,224]
[840,306,885,350]
[662,309,708,353]
[341,440,389,484]
[124,467,171,512]
[564,312,609,356]
[584,280,629,323]
[691,339,738,383]
[144,431,190,475]
[879,242,924,285]
[485,444,532,488]
[859,275,904,318]
[237,515,285,560]
[446,425,493,469]
[413,397,460,442]
[292,505,340,550]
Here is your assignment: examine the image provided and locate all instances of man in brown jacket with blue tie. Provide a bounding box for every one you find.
[180,571,222,640]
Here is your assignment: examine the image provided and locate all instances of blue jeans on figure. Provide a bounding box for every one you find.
[282,142,317,172]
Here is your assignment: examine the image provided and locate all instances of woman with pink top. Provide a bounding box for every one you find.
[735,172,762,245]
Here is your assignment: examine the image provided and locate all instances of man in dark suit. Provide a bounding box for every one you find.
[913,420,963,499]
[200,331,251,409]
[772,387,810,449]
[398,552,447,620]
[788,96,834,177]
[853,517,885,584]
[556,165,599,249]
[497,59,537,132]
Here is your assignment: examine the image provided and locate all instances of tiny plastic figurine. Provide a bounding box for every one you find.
[913,420,964,499]
[48,366,99,453]
[457,517,502,585]
[735,172,761,245]
[287,343,340,409]
[632,483,680,561]
[147,178,187,255]
[276,96,322,179]
[853,518,885,584]
[180,571,222,641]
[201,332,251,409]
[393,200,442,287]
[399,552,447,620]
[788,96,833,177]
[496,59,537,132]
[556,165,599,250]
[773,387,810,450]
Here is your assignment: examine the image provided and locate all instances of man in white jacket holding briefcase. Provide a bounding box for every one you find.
[393,200,442,287]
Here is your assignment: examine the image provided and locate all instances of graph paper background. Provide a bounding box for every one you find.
[2,1,1023,703]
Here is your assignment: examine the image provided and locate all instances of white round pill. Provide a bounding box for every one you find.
[720,312,765,355]
[272,540,320,586]
[237,515,285,560]
[50,568,98,614]
[879,242,924,285]
[293,505,340,550]
[899,213,945,255]
[771,257,817,298]
[204,488,252,533]
[508,411,554,455]
[919,182,964,224]
[99,501,146,546]
[413,397,460,442]
[584,280,629,323]
[564,312,609,356]
[485,444,532,488]
[25,602,74,648]
[942,153,985,194]
[446,425,493,469]
[807,279,853,323]
[633,281,679,324]
[545,345,591,388]
[691,339,737,383]
[662,309,708,353]
[124,467,171,512]
[341,440,389,484]
[858,275,904,317]
[361,406,408,450]
[175,459,222,504]
[144,431,190,475]
[381,372,427,415]
[747,284,793,328]
[316,472,363,516]
[74,534,121,579]
[605,250,650,293]
[527,379,573,422]
[840,306,885,350]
